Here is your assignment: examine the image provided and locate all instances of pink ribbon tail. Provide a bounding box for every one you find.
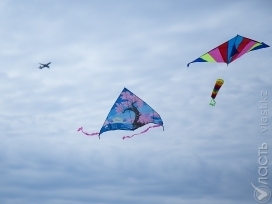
[77,127,99,136]
[122,124,162,140]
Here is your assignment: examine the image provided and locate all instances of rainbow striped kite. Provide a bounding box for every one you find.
[187,35,269,106]
[187,35,269,67]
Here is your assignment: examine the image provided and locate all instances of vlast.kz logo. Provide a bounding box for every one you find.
[251,183,271,203]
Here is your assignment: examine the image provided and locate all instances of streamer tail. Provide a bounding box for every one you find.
[122,124,163,140]
[77,127,99,136]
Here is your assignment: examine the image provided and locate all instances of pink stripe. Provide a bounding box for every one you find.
[122,124,162,140]
[77,127,99,136]
[234,41,256,60]
[209,48,225,62]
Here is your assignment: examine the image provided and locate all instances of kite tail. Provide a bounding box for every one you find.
[77,127,99,136]
[122,124,163,140]
[210,78,224,106]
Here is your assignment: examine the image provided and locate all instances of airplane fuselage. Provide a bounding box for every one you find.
[38,62,51,69]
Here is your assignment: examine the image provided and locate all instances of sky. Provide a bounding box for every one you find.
[0,0,272,203]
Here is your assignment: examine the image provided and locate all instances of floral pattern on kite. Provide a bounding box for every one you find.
[99,88,163,135]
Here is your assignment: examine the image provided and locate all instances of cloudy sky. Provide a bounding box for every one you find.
[0,0,272,203]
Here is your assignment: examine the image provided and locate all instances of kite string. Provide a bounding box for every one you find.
[221,64,228,78]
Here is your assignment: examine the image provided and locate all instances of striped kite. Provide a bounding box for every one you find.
[187,35,269,105]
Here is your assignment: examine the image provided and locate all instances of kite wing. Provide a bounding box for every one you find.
[187,35,269,67]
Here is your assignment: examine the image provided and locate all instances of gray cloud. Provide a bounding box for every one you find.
[0,0,271,203]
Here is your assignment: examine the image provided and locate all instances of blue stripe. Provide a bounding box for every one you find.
[227,35,238,62]
[234,35,243,49]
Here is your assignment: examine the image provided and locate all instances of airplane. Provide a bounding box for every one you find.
[38,62,51,69]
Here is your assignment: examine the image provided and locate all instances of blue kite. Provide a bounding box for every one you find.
[78,87,164,139]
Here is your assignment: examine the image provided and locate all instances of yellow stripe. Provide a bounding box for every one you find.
[201,53,216,62]
[216,79,224,85]
[248,42,261,52]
